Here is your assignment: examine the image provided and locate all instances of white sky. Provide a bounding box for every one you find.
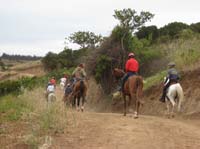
[0,0,199,56]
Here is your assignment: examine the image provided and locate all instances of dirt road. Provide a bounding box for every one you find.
[49,111,200,149]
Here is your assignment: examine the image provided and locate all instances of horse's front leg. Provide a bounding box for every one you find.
[166,100,170,118]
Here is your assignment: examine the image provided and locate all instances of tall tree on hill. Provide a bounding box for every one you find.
[113,8,154,67]
[68,31,103,49]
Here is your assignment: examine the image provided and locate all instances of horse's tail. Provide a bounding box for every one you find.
[136,76,144,104]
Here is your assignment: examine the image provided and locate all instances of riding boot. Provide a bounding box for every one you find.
[159,92,166,102]
[160,86,168,102]
[117,79,122,91]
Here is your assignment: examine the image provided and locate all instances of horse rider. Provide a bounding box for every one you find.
[60,74,67,86]
[46,82,55,98]
[72,63,87,84]
[50,76,56,88]
[118,52,139,92]
[160,62,180,102]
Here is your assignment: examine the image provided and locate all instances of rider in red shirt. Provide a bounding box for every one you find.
[125,53,139,73]
[119,52,139,92]
[50,76,56,88]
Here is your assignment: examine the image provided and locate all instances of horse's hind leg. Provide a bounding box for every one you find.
[166,100,170,118]
[168,96,176,118]
[76,97,80,111]
[81,96,85,112]
[135,100,140,118]
[123,95,126,116]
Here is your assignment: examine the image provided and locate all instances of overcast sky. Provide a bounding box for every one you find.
[0,0,199,56]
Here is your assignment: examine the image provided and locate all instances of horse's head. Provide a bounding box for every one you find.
[112,68,125,80]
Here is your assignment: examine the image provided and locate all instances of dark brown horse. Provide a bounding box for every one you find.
[113,68,143,118]
[72,79,88,112]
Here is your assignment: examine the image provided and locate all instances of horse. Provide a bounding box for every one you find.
[62,83,74,107]
[72,79,87,112]
[60,82,65,90]
[60,77,67,91]
[47,92,56,107]
[165,82,184,118]
[113,68,143,118]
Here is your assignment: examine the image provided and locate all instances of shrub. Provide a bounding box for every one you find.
[95,55,112,83]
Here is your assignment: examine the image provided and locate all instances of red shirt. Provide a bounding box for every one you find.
[125,58,139,73]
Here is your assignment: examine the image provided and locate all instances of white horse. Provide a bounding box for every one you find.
[47,92,56,107]
[60,77,67,91]
[60,82,65,90]
[165,83,184,118]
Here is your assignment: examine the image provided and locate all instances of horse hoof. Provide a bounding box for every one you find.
[134,112,138,119]
[81,106,84,112]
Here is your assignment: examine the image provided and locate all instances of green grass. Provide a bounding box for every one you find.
[144,70,166,90]
[153,34,200,69]
[0,95,32,122]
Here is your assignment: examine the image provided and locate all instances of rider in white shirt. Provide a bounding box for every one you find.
[47,83,55,93]
[60,77,67,84]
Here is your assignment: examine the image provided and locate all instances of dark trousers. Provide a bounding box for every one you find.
[160,79,178,102]
[121,71,136,92]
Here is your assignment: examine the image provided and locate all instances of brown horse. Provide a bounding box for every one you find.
[113,68,143,118]
[72,79,88,112]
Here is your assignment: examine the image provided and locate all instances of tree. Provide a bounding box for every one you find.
[159,22,189,38]
[190,22,200,33]
[135,25,159,41]
[58,48,74,68]
[42,52,59,71]
[113,8,154,67]
[68,31,103,48]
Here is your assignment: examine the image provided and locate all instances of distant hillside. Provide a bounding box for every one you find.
[1,53,42,61]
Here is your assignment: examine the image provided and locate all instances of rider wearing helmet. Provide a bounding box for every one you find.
[160,62,180,102]
[45,82,55,98]
[50,76,56,88]
[119,52,139,92]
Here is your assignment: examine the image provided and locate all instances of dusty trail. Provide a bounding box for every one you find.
[50,112,200,148]
[46,87,200,149]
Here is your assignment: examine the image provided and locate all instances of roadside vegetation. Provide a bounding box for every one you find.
[0,87,70,147]
[1,8,200,147]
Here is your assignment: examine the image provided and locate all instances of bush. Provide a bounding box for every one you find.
[190,22,200,33]
[0,95,32,122]
[136,25,159,41]
[95,55,112,83]
[159,22,189,39]
[178,29,194,39]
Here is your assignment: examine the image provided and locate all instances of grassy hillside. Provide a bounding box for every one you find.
[144,34,200,90]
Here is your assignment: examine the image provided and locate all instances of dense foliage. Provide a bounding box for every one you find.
[42,48,89,71]
[1,53,42,61]
[0,68,73,97]
[68,31,103,48]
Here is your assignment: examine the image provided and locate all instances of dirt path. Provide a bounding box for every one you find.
[48,111,200,149]
[43,87,200,149]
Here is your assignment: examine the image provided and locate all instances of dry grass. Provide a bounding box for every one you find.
[0,87,75,147]
[152,35,200,70]
[9,60,42,71]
